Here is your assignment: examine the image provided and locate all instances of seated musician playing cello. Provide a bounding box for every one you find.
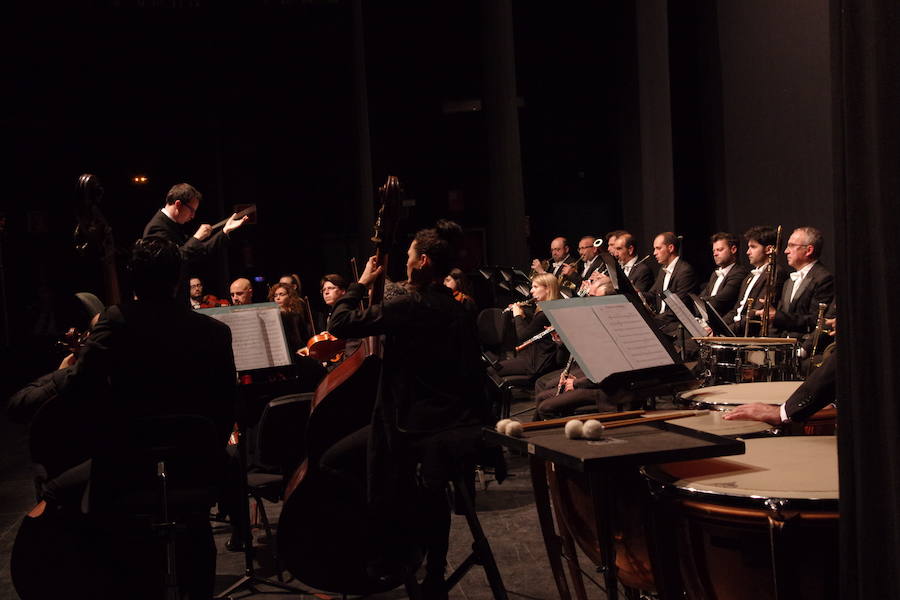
[321,219,493,598]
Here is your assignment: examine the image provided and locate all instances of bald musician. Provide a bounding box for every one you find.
[229,278,254,305]
[531,237,577,277]
[560,235,603,287]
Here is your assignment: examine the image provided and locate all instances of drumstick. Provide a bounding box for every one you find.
[521,410,708,433]
[522,410,645,432]
[210,204,257,230]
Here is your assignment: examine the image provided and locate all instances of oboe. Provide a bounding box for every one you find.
[556,354,576,396]
[515,326,556,352]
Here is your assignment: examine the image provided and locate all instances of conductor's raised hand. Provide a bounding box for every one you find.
[223,213,249,235]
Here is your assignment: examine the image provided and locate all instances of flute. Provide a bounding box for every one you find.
[515,326,556,352]
[502,297,537,313]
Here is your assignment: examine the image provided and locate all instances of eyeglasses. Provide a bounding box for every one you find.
[180,201,196,217]
[786,243,809,249]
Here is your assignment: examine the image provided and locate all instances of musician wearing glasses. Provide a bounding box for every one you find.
[611,232,654,292]
[763,226,834,342]
[560,235,603,288]
[142,183,248,259]
[699,232,749,316]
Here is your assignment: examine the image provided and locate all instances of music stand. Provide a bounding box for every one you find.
[214,366,312,599]
[202,303,312,598]
[690,294,737,337]
[539,294,698,399]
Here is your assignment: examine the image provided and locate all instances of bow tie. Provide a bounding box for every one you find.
[751,266,765,276]
[790,271,804,282]
[715,268,727,278]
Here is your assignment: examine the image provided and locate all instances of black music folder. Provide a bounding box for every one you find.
[540,294,698,397]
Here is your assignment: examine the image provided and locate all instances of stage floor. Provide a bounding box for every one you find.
[1,398,620,600]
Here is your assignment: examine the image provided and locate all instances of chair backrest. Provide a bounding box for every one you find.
[477,308,515,350]
[255,393,313,474]
[87,414,224,521]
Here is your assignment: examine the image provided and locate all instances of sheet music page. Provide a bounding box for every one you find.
[541,296,674,384]
[201,303,292,371]
[591,302,673,370]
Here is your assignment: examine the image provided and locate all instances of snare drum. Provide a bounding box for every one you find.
[695,336,799,384]
[643,436,839,600]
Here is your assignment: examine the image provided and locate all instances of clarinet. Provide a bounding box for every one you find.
[556,354,576,396]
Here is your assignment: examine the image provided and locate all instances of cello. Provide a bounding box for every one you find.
[277,176,417,594]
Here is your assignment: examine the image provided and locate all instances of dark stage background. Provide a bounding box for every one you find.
[1,2,897,595]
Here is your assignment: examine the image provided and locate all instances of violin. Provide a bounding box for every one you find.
[304,331,345,362]
[299,294,346,362]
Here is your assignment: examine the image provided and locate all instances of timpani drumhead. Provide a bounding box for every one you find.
[679,380,803,408]
[655,411,773,438]
[648,436,838,500]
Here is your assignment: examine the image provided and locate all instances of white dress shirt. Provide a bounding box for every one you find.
[734,266,766,322]
[710,263,735,297]
[659,256,679,313]
[788,261,817,304]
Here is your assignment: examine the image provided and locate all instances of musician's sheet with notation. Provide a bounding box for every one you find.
[540,295,673,385]
[201,303,292,372]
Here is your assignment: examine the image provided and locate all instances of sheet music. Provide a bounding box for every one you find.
[201,303,292,372]
[591,302,673,370]
[663,291,708,338]
[541,296,675,384]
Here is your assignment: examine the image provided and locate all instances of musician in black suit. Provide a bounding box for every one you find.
[724,347,837,425]
[699,232,749,316]
[647,232,698,333]
[611,232,654,292]
[764,226,835,341]
[531,236,577,278]
[142,183,247,260]
[723,225,788,333]
[559,235,603,288]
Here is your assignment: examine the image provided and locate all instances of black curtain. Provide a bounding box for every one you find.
[834,1,900,597]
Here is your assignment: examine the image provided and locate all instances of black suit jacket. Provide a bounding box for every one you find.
[773,262,835,338]
[60,299,237,448]
[550,254,578,278]
[700,264,750,316]
[722,267,789,332]
[648,258,698,320]
[564,255,603,287]
[625,260,655,293]
[142,210,230,263]
[785,349,836,421]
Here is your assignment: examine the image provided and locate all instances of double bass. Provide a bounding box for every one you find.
[277,176,416,594]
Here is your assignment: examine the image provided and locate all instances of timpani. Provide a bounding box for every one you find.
[642,436,839,600]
